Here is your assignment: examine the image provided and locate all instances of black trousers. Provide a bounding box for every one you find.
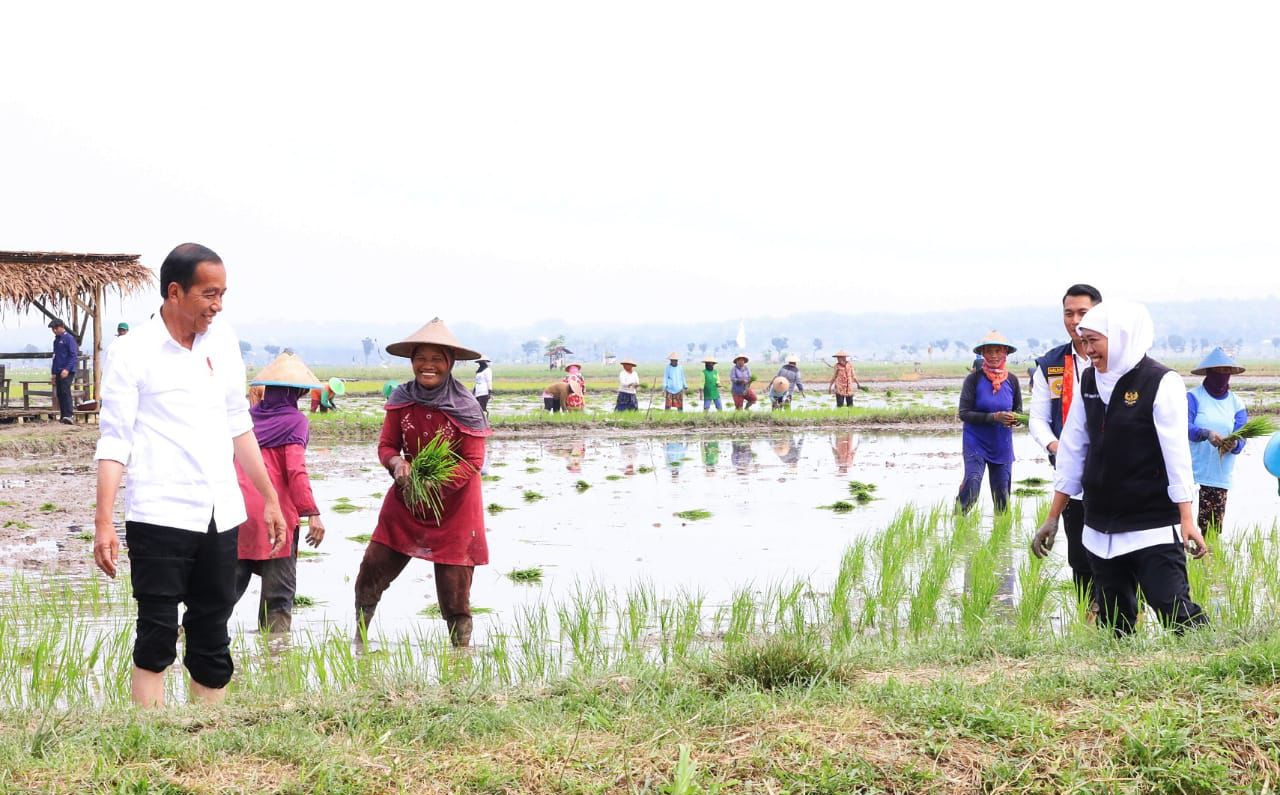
[126,519,240,688]
[54,373,75,419]
[835,394,854,408]
[1087,537,1207,637]
[476,394,490,414]
[1061,498,1093,602]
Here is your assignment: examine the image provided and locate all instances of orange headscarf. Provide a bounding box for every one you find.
[981,349,1008,394]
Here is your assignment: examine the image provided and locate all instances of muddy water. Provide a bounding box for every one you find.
[245,430,1280,640]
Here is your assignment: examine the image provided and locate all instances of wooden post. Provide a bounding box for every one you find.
[92,285,103,401]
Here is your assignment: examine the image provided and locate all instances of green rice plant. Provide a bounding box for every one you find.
[908,539,954,639]
[1015,549,1056,635]
[1017,477,1050,486]
[330,501,363,513]
[487,503,511,514]
[1220,417,1277,456]
[347,533,372,544]
[848,481,878,503]
[418,604,493,618]
[605,474,623,481]
[637,465,654,474]
[525,467,543,473]
[293,595,319,608]
[674,509,712,521]
[724,587,757,647]
[403,435,467,523]
[705,634,833,690]
[820,501,856,513]
[296,549,326,559]
[831,540,867,648]
[309,473,326,480]
[523,456,538,463]
[481,474,502,482]
[506,567,544,584]
[1013,487,1046,497]
[522,490,544,503]
[574,480,591,492]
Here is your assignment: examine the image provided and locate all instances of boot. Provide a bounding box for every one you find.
[354,603,377,641]
[446,616,473,647]
[262,609,292,634]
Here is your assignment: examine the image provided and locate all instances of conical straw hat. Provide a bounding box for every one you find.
[702,355,717,364]
[1191,347,1245,376]
[971,331,1017,354]
[386,317,482,360]
[732,353,749,363]
[667,351,680,360]
[620,357,637,367]
[832,349,851,358]
[786,354,799,364]
[251,352,323,388]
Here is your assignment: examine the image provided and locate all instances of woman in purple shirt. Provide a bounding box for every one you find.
[957,332,1023,513]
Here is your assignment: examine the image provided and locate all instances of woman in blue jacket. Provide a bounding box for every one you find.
[1187,347,1248,534]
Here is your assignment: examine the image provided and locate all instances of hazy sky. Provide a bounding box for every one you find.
[2,2,1277,334]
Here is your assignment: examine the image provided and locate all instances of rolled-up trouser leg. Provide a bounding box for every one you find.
[180,522,240,689]
[257,532,300,632]
[434,563,474,646]
[353,541,411,631]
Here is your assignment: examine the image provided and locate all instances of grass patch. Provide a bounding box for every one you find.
[675,509,712,521]
[705,636,836,691]
[506,567,544,584]
[522,490,545,503]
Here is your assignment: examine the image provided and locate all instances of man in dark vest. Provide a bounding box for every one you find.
[1028,284,1101,605]
[1031,301,1208,636]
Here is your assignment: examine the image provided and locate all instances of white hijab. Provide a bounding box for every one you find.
[1076,300,1154,405]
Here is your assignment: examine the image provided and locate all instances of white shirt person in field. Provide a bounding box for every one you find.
[93,242,286,709]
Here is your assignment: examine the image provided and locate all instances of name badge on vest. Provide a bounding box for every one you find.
[1049,377,1064,398]
[1123,390,1139,407]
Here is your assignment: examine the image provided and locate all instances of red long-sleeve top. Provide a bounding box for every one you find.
[236,444,319,560]
[370,405,488,566]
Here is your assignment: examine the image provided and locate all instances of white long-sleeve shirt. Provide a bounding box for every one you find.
[473,368,493,397]
[94,314,252,533]
[618,369,640,395]
[1052,369,1195,559]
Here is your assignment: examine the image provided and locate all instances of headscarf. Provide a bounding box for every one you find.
[1076,301,1154,405]
[1203,372,1231,399]
[477,360,489,373]
[979,348,1009,394]
[250,386,311,449]
[386,346,492,436]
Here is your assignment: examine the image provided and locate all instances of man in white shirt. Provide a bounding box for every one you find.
[1028,284,1101,605]
[93,242,286,708]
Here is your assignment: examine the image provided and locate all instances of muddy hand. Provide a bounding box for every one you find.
[305,515,326,547]
[1183,525,1210,560]
[1031,516,1058,558]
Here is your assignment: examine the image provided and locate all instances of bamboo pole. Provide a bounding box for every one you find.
[92,284,103,401]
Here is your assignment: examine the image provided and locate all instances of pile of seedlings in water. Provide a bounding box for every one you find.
[522,490,545,503]
[675,509,712,521]
[848,481,878,503]
[331,497,363,514]
[506,567,544,584]
[574,480,591,492]
[487,503,512,514]
[820,501,856,514]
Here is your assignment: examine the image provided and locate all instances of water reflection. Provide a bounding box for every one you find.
[731,439,755,473]
[831,432,859,475]
[701,441,720,472]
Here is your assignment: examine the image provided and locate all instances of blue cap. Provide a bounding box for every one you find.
[1191,347,1244,376]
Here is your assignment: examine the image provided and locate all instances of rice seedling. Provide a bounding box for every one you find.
[39,502,58,512]
[369,491,384,498]
[418,604,494,618]
[1013,411,1030,425]
[526,466,543,473]
[347,533,373,544]
[637,465,654,473]
[523,456,538,463]
[574,480,591,492]
[491,462,508,468]
[1013,487,1046,497]
[675,509,712,521]
[522,490,544,503]
[74,532,93,542]
[605,474,623,481]
[481,475,502,482]
[293,595,319,608]
[507,567,544,583]
[487,503,511,514]
[296,549,326,559]
[402,435,468,523]
[309,473,326,480]
[1220,416,1277,456]
[4,520,31,530]
[331,497,363,514]
[848,481,878,503]
[1017,477,1050,486]
[820,501,856,513]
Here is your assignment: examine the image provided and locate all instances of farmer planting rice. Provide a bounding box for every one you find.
[615,357,640,411]
[956,331,1022,513]
[353,318,490,647]
[1187,347,1262,534]
[234,352,327,633]
[563,361,586,410]
[828,349,860,408]
[767,375,793,410]
[1032,301,1209,637]
[93,242,287,707]
[663,352,687,410]
[472,356,492,415]
[775,354,804,398]
[701,355,723,411]
[729,353,756,410]
[1030,283,1102,605]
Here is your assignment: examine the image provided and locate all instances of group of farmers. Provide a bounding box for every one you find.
[537,349,864,414]
[87,243,1267,709]
[958,282,1262,638]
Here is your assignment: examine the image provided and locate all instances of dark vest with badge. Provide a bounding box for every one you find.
[1034,342,1075,441]
[1080,356,1179,533]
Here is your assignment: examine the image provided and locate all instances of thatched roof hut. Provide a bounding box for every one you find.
[0,251,154,406]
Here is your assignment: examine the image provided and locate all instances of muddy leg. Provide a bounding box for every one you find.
[353,541,411,639]
[434,563,475,646]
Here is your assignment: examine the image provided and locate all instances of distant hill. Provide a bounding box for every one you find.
[4,297,1279,366]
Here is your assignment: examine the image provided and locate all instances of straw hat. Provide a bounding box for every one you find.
[771,376,791,393]
[971,331,1017,354]
[667,351,680,360]
[702,355,717,364]
[620,357,637,367]
[564,361,582,371]
[732,353,749,364]
[1191,347,1245,376]
[385,317,482,360]
[832,349,851,358]
[786,354,799,365]
[251,352,323,389]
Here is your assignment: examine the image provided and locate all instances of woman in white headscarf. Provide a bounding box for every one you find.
[1031,301,1209,636]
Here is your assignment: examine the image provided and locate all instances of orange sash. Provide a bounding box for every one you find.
[1061,353,1075,423]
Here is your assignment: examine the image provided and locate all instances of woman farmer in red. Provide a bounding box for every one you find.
[235,352,327,633]
[353,318,491,646]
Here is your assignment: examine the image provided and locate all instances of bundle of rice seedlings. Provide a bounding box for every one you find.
[402,435,468,523]
[1219,417,1277,457]
[1013,412,1030,426]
